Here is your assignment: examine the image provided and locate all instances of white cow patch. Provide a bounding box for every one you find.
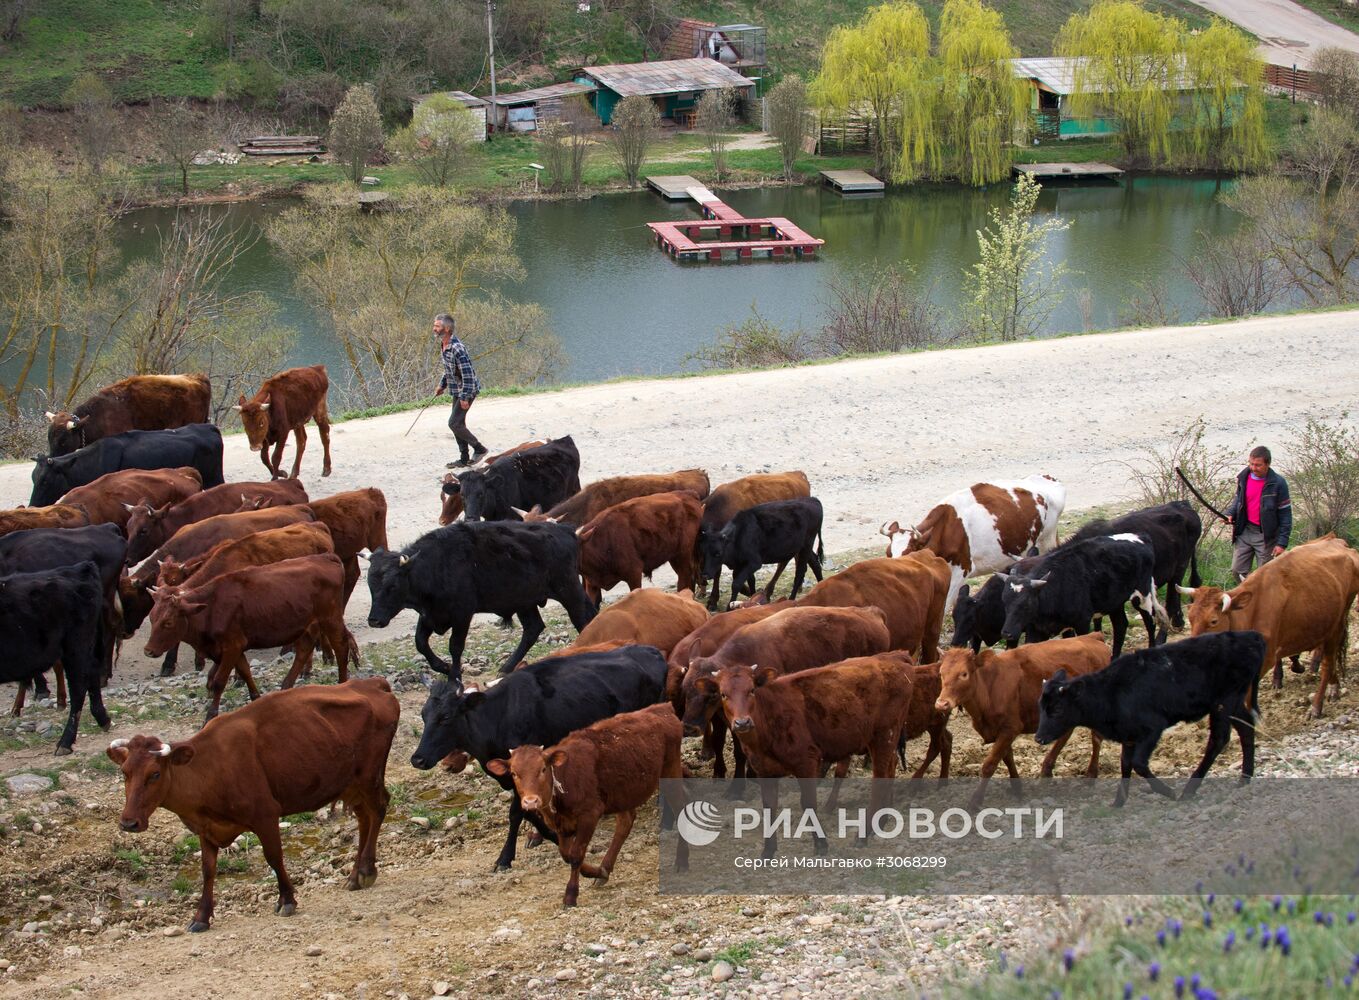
[1109,533,1146,545]
[1010,582,1025,593]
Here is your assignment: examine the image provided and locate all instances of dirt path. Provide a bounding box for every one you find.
[1186,0,1359,67]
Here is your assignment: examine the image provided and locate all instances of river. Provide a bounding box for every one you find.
[114,176,1259,384]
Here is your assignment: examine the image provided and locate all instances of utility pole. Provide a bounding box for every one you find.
[486,0,498,131]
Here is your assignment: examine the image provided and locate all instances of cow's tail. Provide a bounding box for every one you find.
[1336,612,1349,683]
[1188,547,1202,589]
[816,527,824,565]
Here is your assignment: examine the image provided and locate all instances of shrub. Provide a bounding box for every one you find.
[815,266,954,355]
[684,306,812,370]
[1117,416,1237,541]
[1284,412,1359,539]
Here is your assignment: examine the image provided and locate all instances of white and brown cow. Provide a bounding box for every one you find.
[881,475,1066,612]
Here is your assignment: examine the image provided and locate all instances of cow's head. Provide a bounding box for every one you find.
[233,393,272,449]
[485,745,560,814]
[457,469,489,521]
[28,453,65,507]
[125,502,174,565]
[948,584,978,650]
[107,735,194,832]
[45,411,86,455]
[699,524,733,583]
[712,662,777,734]
[411,679,480,770]
[235,493,276,512]
[118,573,155,637]
[439,475,464,526]
[366,547,421,629]
[145,587,206,657]
[997,571,1049,645]
[879,520,926,558]
[681,656,726,736]
[1180,584,1243,635]
[1035,669,1079,746]
[935,647,985,712]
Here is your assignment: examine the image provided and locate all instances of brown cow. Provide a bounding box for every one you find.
[485,703,687,907]
[106,677,399,932]
[575,491,704,605]
[46,373,211,457]
[239,489,387,603]
[708,652,912,856]
[125,479,309,564]
[157,522,336,587]
[697,471,811,598]
[0,504,91,538]
[235,364,333,480]
[681,605,893,784]
[795,551,951,663]
[521,469,712,527]
[145,553,357,720]
[1182,534,1359,717]
[665,598,793,704]
[935,633,1111,806]
[572,588,708,658]
[902,660,952,781]
[59,467,203,531]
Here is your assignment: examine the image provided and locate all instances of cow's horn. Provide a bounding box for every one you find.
[66,420,78,430]
[1175,584,1196,597]
[44,411,55,420]
[511,507,528,518]
[356,550,371,562]
[1221,593,1232,612]
[399,554,410,567]
[147,585,159,596]
[108,738,130,749]
[122,502,137,512]
[231,405,242,413]
[154,741,173,756]
[748,662,758,672]
[259,402,270,410]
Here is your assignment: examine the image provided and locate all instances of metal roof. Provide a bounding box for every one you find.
[413,90,488,108]
[577,58,755,98]
[1010,56,1192,95]
[486,81,596,107]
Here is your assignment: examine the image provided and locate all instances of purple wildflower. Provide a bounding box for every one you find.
[1157,930,1167,948]
[1203,911,1213,928]
[1234,899,1244,915]
[1149,962,1161,982]
[1207,894,1215,906]
[1015,965,1024,980]
[1195,989,1219,1000]
[1172,919,1183,939]
[1174,975,1186,998]
[1123,984,1133,1000]
[1063,948,1075,972]
[1316,911,1326,924]
[1349,912,1357,925]
[1223,930,1236,953]
[1273,896,1283,912]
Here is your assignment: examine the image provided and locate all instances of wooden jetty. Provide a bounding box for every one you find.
[646,175,704,200]
[645,176,824,262]
[820,169,885,194]
[1013,162,1124,181]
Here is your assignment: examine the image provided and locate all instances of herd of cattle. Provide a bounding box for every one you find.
[5,368,1359,929]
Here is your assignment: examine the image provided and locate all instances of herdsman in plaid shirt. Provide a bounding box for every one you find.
[432,313,489,468]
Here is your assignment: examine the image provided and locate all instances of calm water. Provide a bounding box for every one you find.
[115,177,1253,383]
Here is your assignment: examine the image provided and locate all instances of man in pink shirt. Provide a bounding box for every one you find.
[1225,445,1292,581]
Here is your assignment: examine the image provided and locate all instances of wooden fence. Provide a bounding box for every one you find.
[1264,63,1321,96]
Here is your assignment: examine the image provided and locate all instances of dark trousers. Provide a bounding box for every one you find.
[449,396,485,459]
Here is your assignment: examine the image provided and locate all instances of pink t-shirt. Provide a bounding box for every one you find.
[1245,474,1265,526]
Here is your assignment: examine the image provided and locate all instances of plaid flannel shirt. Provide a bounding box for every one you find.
[438,336,481,401]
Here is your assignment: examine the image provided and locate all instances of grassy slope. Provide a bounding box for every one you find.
[1290,0,1359,34]
[1,0,1218,109]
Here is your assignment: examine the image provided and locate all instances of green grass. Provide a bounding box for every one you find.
[1289,0,1359,33]
[114,847,148,876]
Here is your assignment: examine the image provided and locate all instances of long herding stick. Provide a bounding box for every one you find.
[1174,465,1231,523]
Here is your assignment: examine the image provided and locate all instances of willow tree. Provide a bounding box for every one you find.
[1056,0,1185,165]
[1184,19,1268,171]
[812,1,933,177]
[936,0,1027,186]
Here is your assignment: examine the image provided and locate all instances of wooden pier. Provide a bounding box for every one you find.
[1013,162,1124,181]
[646,179,825,262]
[820,169,885,194]
[646,175,704,200]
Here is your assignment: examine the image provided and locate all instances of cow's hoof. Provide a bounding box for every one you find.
[1309,704,1324,720]
[53,745,73,757]
[188,921,210,933]
[493,861,512,873]
[322,468,332,478]
[159,666,177,678]
[526,832,544,848]
[358,871,377,889]
[276,901,296,917]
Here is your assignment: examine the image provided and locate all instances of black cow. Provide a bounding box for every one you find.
[699,498,825,611]
[409,645,667,870]
[0,523,128,695]
[30,424,224,507]
[365,520,597,683]
[458,436,581,522]
[0,562,110,752]
[1068,500,1202,629]
[949,550,1043,652]
[1036,630,1262,806]
[999,534,1170,658]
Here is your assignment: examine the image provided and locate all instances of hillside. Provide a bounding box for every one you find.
[0,0,1216,111]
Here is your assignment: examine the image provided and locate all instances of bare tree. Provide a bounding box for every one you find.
[1311,46,1359,122]
[1118,278,1179,328]
[766,75,808,181]
[63,73,119,171]
[696,88,735,182]
[607,95,660,187]
[539,97,594,192]
[156,100,212,196]
[1180,228,1287,318]
[327,84,385,184]
[1285,412,1359,538]
[815,266,953,355]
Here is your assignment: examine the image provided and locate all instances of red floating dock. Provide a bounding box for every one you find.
[646,184,824,263]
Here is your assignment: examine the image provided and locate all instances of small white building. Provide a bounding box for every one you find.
[410,91,488,141]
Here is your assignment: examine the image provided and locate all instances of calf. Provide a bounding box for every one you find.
[701,497,824,611]
[106,678,399,932]
[1182,534,1359,716]
[157,522,336,587]
[711,651,912,857]
[46,373,211,456]
[458,436,580,522]
[900,660,952,781]
[1038,631,1262,806]
[935,633,1111,806]
[522,469,712,527]
[999,534,1170,657]
[949,551,1043,652]
[796,551,951,663]
[0,504,91,538]
[145,553,355,719]
[301,488,387,603]
[125,478,308,564]
[698,471,811,602]
[567,588,708,661]
[30,424,224,507]
[409,645,667,870]
[0,562,109,752]
[235,364,333,479]
[576,491,703,606]
[882,474,1065,612]
[59,467,203,532]
[366,520,597,683]
[1069,500,1202,629]
[486,703,687,906]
